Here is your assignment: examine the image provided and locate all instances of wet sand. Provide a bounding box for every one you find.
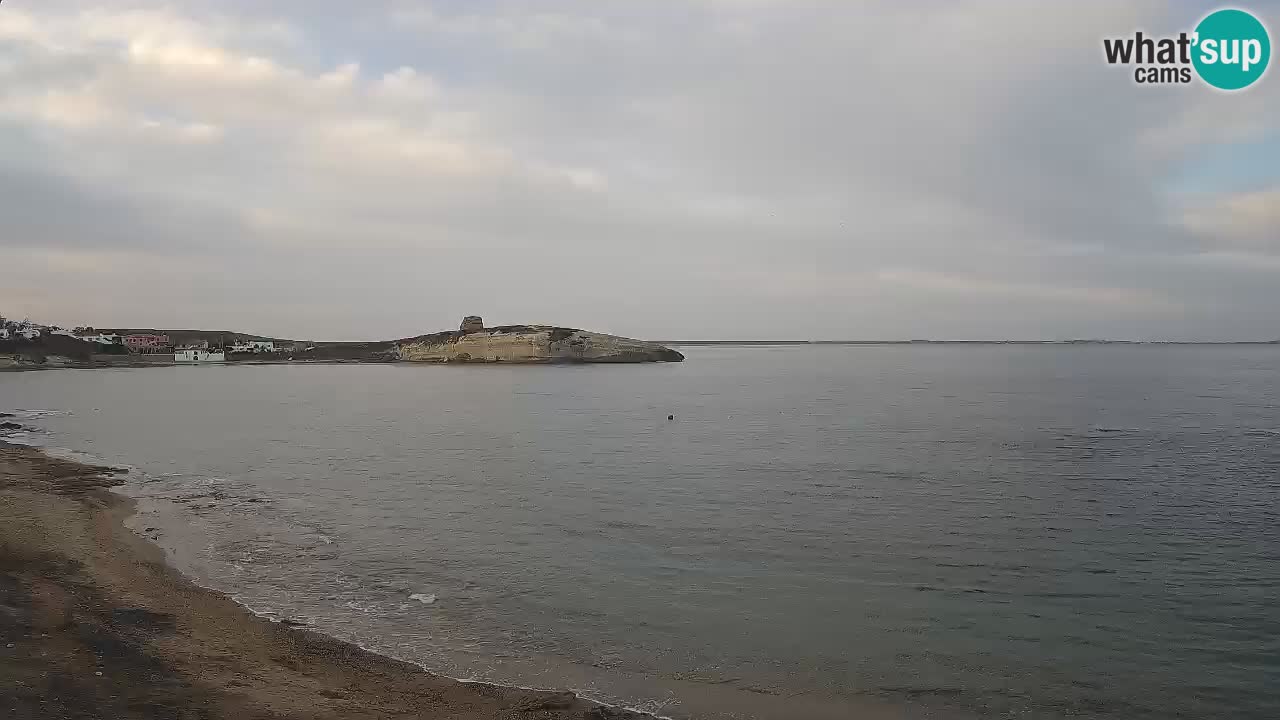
[0,444,645,720]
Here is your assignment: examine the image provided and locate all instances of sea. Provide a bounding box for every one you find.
[3,344,1278,719]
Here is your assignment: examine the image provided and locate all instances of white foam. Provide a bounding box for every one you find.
[1,431,41,444]
[409,593,437,605]
[10,409,70,418]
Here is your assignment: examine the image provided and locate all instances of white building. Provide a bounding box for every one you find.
[175,349,226,363]
[17,328,40,340]
[230,340,275,353]
[78,333,122,345]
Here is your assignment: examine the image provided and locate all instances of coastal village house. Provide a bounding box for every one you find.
[230,340,275,353]
[175,349,226,363]
[123,334,171,354]
[1,318,45,341]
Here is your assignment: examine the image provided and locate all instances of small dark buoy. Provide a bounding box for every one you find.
[667,414,674,421]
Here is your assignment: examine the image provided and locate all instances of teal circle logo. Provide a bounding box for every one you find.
[1192,8,1271,90]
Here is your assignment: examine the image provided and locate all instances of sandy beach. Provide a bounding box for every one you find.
[0,444,645,720]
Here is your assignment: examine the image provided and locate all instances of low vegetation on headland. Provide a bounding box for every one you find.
[0,314,683,369]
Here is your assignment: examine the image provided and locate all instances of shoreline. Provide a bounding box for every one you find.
[0,443,651,719]
[2,435,932,720]
[0,358,396,372]
[0,440,924,720]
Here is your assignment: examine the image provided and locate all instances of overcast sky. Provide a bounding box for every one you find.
[2,1,1278,341]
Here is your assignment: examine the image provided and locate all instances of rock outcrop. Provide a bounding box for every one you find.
[396,319,683,364]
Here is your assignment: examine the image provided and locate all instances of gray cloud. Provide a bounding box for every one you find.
[1,1,1278,340]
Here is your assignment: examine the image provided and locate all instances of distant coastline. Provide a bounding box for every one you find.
[665,339,1280,346]
[1,314,684,368]
[4,314,1278,372]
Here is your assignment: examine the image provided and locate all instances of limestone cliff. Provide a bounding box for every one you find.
[395,317,683,364]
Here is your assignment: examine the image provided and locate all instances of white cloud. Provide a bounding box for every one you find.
[874,269,1177,311]
[389,5,618,51]
[1183,187,1280,250]
[374,66,435,102]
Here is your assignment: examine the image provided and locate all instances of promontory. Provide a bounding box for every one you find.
[394,316,684,364]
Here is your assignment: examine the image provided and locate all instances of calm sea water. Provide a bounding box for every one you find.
[4,346,1279,719]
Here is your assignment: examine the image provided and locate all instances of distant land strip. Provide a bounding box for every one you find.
[664,340,1280,346]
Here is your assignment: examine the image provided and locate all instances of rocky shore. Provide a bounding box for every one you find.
[0,443,650,720]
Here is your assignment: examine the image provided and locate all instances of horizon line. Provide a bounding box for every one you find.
[663,339,1280,345]
[13,322,1280,346]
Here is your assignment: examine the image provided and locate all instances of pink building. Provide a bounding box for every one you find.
[123,334,171,354]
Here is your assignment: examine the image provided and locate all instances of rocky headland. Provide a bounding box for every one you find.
[1,316,684,369]
[395,316,684,364]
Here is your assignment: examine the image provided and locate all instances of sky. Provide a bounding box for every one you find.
[1,0,1278,341]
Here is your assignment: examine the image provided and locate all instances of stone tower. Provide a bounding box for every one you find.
[460,315,484,334]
